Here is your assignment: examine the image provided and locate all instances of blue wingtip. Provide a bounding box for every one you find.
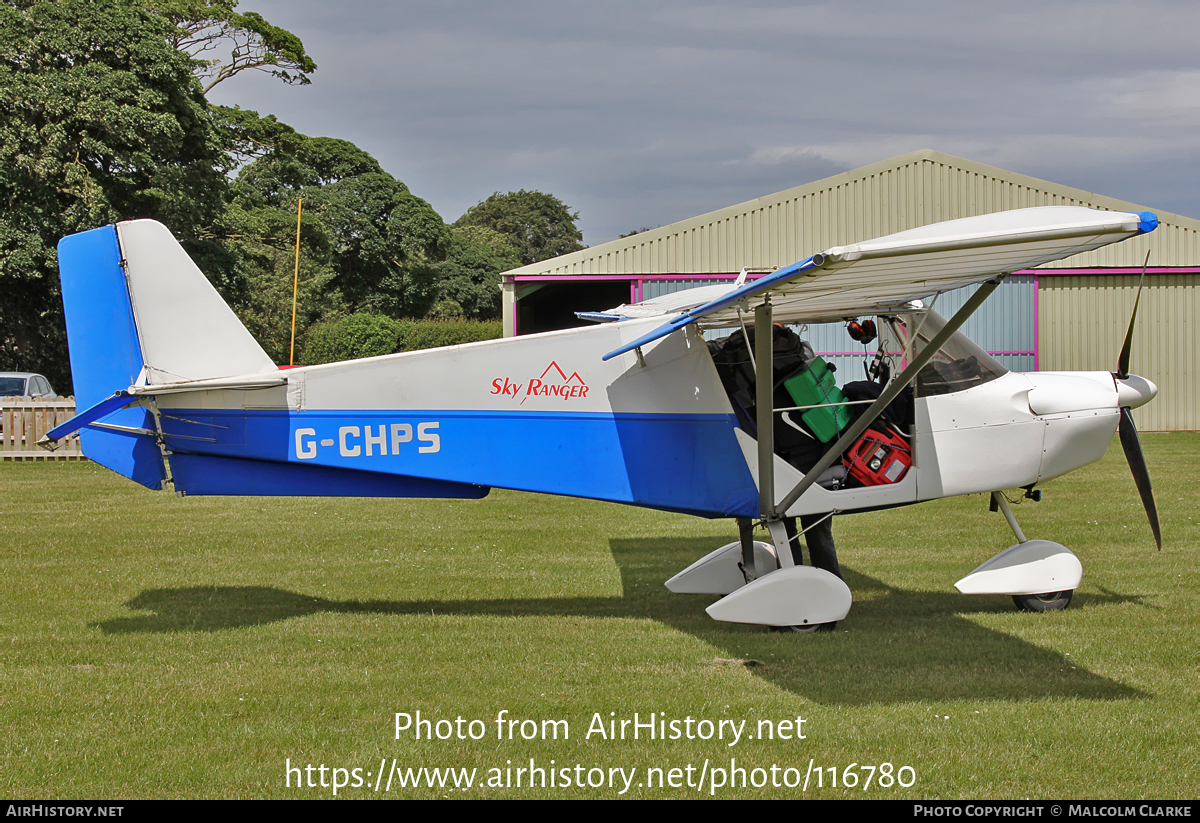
[1138,212,1158,233]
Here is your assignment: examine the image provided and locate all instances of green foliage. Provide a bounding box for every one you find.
[301,313,402,364]
[226,237,341,366]
[209,103,296,163]
[454,189,585,266]
[0,0,578,383]
[146,0,316,93]
[0,0,228,392]
[236,133,383,199]
[395,317,502,352]
[301,313,501,364]
[228,134,450,319]
[427,225,522,320]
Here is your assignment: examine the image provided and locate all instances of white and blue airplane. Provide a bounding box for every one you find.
[44,206,1162,631]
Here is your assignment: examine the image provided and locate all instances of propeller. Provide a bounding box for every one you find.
[1114,250,1162,549]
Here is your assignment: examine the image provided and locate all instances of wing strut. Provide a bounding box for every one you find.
[767,275,1003,518]
[754,299,776,517]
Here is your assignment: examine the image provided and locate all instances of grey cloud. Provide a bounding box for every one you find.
[209,1,1200,245]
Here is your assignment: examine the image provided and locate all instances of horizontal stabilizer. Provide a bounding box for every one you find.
[39,391,136,448]
[126,373,287,396]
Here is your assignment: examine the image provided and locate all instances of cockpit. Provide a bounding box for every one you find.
[705,308,1006,492]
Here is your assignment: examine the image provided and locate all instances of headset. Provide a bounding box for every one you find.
[847,318,877,344]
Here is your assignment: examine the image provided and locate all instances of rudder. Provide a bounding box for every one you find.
[58,224,165,488]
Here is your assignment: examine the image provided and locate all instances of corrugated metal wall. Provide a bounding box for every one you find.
[918,276,1037,372]
[784,277,1036,382]
[641,279,726,300]
[645,275,1037,385]
[509,150,1200,277]
[1038,274,1199,431]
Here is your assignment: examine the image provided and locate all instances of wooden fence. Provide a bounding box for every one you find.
[1,396,85,460]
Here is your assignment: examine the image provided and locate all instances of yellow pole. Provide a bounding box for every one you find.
[289,198,302,366]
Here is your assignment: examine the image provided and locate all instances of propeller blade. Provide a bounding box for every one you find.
[1116,249,1151,379]
[1118,405,1162,549]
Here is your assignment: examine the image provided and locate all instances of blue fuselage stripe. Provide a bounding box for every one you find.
[159,409,759,517]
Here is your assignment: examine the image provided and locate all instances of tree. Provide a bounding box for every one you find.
[216,133,451,337]
[0,0,229,391]
[145,0,316,93]
[454,190,585,266]
[427,225,521,320]
[209,103,297,164]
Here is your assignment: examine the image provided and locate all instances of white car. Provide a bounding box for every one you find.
[0,372,56,398]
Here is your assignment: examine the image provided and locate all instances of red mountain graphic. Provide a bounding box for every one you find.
[539,361,586,385]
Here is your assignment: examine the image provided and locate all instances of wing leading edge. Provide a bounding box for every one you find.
[601,206,1157,361]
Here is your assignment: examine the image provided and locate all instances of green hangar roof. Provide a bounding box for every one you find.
[507,149,1200,277]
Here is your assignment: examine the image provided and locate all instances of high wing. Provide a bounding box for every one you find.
[600,206,1158,361]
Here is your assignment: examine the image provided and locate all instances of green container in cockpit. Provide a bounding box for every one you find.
[783,357,851,443]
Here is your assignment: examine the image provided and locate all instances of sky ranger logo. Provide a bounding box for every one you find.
[491,362,589,405]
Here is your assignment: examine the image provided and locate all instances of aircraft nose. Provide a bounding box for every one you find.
[1116,374,1158,409]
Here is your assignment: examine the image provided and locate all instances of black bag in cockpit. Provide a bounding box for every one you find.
[707,325,815,411]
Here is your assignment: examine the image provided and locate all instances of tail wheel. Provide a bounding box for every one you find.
[1012,590,1073,613]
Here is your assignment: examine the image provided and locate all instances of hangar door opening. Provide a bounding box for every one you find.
[516,279,632,335]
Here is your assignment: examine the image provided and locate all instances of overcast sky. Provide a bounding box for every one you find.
[208,1,1200,245]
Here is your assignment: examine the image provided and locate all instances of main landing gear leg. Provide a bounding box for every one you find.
[738,517,759,583]
[954,491,1082,612]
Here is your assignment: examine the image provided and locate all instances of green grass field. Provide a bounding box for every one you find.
[2,435,1196,799]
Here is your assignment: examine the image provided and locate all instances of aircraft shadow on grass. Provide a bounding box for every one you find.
[94,537,1146,706]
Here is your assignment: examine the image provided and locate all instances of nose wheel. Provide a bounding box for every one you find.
[771,621,838,633]
[1012,590,1073,613]
[955,494,1082,612]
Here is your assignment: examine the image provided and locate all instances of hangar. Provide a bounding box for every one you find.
[501,149,1199,431]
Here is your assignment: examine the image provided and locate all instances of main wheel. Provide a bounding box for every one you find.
[1012,590,1073,613]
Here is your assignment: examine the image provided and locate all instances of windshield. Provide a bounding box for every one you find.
[890,311,1008,396]
[0,377,28,395]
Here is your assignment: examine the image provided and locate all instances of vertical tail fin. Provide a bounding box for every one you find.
[115,220,276,386]
[57,220,277,488]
